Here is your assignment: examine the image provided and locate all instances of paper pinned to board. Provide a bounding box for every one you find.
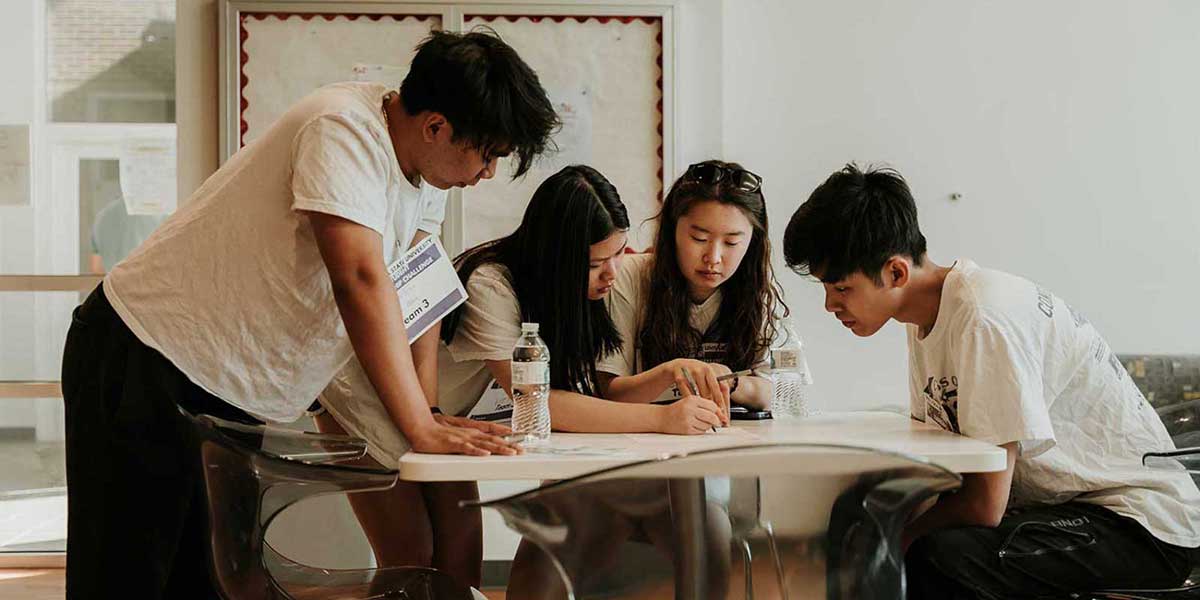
[524,442,639,457]
[119,136,177,215]
[543,86,594,170]
[352,62,408,84]
[0,125,31,206]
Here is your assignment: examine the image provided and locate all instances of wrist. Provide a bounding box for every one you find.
[655,362,677,388]
[400,410,441,441]
[652,404,671,433]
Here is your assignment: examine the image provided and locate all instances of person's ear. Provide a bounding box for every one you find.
[885,256,911,289]
[422,113,449,143]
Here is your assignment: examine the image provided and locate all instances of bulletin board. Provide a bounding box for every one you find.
[219,1,675,255]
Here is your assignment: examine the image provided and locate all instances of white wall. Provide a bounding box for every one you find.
[675,0,722,167]
[723,0,1200,413]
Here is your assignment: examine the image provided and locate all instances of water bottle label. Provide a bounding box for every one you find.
[772,348,800,370]
[512,362,549,386]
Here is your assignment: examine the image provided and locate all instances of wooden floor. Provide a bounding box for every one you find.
[0,570,61,600]
[0,570,507,599]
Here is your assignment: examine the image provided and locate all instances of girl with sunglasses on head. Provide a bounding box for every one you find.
[597,159,788,419]
[315,165,725,589]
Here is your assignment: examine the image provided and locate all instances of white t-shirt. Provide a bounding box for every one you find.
[598,254,724,402]
[104,82,446,423]
[318,263,520,464]
[908,259,1200,547]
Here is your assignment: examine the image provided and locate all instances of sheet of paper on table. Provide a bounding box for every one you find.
[524,442,639,458]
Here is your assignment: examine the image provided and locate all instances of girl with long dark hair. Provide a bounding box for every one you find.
[598,159,788,413]
[317,165,722,587]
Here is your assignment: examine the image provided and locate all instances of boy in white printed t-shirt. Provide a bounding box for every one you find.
[782,164,1199,598]
[60,31,557,599]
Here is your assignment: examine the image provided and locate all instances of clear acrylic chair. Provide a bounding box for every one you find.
[473,443,962,600]
[1075,443,1200,600]
[1080,355,1200,599]
[184,408,480,600]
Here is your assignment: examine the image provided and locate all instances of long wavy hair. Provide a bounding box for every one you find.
[442,165,628,396]
[638,160,787,372]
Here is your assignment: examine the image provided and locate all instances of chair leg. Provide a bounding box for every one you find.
[764,522,788,600]
[740,538,754,599]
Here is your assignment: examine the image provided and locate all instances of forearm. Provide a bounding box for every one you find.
[903,489,997,550]
[548,390,665,433]
[731,375,770,409]
[406,230,440,407]
[411,320,441,408]
[330,271,435,439]
[902,445,1018,550]
[602,367,673,404]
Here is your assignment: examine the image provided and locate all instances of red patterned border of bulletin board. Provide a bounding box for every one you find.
[237,12,663,201]
[238,13,438,147]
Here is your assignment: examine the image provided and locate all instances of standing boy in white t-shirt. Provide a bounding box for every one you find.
[59,31,557,599]
[782,164,1199,598]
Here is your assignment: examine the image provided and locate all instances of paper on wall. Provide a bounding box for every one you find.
[0,125,31,207]
[351,62,409,84]
[543,86,594,170]
[119,136,177,215]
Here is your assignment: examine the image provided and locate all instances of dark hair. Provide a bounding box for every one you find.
[783,163,927,284]
[400,29,560,177]
[639,160,787,373]
[442,165,628,396]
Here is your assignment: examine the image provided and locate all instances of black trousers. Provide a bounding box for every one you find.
[906,501,1195,600]
[61,284,259,600]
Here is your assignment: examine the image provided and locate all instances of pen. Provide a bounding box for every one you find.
[681,369,718,432]
[715,360,772,382]
[716,368,753,382]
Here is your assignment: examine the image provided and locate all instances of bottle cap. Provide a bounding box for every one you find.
[521,322,539,333]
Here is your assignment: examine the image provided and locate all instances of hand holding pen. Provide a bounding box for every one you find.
[664,359,731,426]
[715,360,771,383]
[680,368,723,432]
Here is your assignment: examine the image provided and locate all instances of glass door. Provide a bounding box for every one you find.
[0,0,176,561]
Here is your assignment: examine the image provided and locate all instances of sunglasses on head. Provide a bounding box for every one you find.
[684,163,763,193]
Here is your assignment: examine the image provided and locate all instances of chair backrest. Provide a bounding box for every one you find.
[1119,355,1200,412]
[1119,355,1200,487]
[475,443,961,600]
[182,410,398,599]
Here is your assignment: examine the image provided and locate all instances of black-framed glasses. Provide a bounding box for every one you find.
[684,163,763,193]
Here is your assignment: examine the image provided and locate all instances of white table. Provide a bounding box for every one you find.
[398,411,1006,481]
[399,411,1004,599]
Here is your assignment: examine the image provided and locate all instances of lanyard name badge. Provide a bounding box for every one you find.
[385,235,468,342]
[467,379,514,422]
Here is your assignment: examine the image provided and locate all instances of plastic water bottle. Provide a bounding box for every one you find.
[770,318,813,419]
[511,322,552,444]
